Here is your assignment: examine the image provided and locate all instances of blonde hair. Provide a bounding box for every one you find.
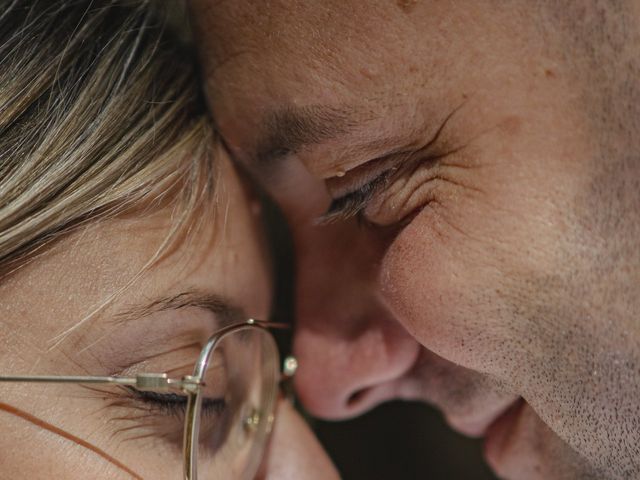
[0,0,215,278]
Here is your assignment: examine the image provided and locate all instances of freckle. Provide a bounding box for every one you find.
[408,65,418,74]
[397,0,418,13]
[544,68,556,78]
[360,67,376,80]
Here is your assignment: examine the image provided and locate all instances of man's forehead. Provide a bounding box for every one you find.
[201,0,515,112]
[200,0,437,81]
[206,0,404,39]
[200,1,548,170]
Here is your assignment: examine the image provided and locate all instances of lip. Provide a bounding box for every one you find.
[483,398,526,467]
[443,397,522,438]
[401,349,523,439]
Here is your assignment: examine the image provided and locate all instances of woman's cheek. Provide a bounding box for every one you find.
[0,410,133,479]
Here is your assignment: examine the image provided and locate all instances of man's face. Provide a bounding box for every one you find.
[193,1,640,479]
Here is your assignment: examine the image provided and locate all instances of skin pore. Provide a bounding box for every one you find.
[0,152,338,479]
[192,1,640,479]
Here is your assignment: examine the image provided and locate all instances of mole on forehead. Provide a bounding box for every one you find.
[396,0,418,14]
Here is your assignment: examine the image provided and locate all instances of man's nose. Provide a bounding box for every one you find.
[292,221,421,420]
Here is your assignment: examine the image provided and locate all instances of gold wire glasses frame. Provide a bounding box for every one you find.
[0,319,296,480]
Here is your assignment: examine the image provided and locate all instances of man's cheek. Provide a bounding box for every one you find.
[378,199,535,383]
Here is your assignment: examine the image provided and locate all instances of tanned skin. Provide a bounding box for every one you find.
[192,2,640,478]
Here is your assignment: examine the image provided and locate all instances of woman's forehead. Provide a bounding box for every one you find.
[0,169,271,349]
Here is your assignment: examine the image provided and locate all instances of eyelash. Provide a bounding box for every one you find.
[319,168,395,225]
[128,387,226,418]
[320,151,447,229]
[321,102,465,226]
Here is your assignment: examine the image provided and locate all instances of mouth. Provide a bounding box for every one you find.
[401,348,523,439]
[443,396,523,438]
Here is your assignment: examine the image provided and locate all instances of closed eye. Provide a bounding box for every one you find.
[317,101,467,226]
[128,387,226,418]
[317,168,396,225]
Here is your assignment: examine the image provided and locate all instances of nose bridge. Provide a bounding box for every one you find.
[295,220,383,337]
[292,220,420,419]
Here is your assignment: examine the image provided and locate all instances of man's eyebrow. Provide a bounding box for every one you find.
[254,104,358,165]
[113,291,245,327]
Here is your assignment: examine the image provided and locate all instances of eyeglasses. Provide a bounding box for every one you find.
[0,319,295,479]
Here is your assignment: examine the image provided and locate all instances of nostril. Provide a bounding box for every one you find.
[347,388,368,408]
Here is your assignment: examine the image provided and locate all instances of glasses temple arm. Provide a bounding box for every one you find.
[0,373,200,393]
[247,319,290,330]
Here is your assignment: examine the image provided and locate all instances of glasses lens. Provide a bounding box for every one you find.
[193,325,279,479]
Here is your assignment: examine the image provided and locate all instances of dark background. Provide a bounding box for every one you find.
[314,402,497,480]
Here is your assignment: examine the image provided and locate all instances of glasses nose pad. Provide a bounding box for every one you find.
[279,355,298,405]
[282,356,298,377]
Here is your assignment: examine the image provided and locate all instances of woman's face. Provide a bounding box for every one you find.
[0,151,337,479]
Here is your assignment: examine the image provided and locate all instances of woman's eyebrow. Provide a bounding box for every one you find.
[112,290,245,327]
